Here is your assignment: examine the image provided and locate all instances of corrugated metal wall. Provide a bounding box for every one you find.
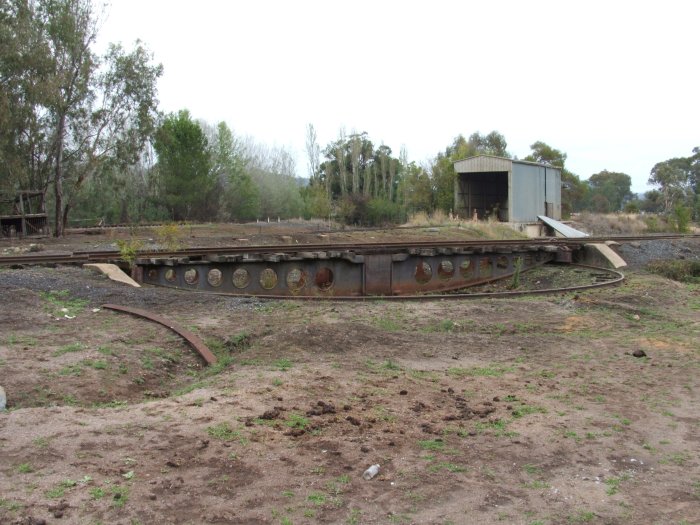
[454,156,512,173]
[511,163,544,222]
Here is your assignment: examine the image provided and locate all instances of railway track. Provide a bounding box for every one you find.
[1,233,697,266]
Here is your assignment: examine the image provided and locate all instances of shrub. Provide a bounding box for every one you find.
[647,260,700,283]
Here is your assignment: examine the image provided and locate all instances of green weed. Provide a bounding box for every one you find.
[274,359,293,371]
[418,439,445,451]
[16,463,33,473]
[286,413,310,430]
[447,364,514,378]
[511,405,547,418]
[207,422,240,441]
[605,474,629,495]
[568,510,596,523]
[307,491,326,505]
[111,484,129,507]
[428,462,466,473]
[53,342,85,356]
[0,498,22,512]
[41,290,88,317]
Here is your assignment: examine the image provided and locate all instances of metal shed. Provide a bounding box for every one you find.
[454,155,561,222]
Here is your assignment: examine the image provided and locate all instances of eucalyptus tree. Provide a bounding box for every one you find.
[0,0,162,235]
[649,148,699,215]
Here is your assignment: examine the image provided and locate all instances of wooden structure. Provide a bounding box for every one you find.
[0,191,50,237]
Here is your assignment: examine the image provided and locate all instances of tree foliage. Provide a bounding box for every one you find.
[648,147,699,217]
[154,110,213,221]
[587,170,632,212]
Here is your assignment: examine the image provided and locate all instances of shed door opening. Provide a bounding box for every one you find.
[457,171,508,221]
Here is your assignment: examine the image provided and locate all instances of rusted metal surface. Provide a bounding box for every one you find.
[101,304,217,366]
[138,246,558,297]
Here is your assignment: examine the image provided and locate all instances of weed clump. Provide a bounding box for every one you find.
[647,260,700,283]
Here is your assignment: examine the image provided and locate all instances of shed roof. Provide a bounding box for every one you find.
[454,155,561,173]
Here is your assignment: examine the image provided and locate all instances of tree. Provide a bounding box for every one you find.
[242,138,303,219]
[524,141,587,216]
[209,121,258,221]
[154,110,214,221]
[0,0,162,235]
[304,123,320,182]
[649,148,699,215]
[587,170,632,212]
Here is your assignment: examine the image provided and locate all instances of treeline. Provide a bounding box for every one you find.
[1,1,697,235]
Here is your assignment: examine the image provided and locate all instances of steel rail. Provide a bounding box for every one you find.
[1,233,698,266]
[101,304,217,366]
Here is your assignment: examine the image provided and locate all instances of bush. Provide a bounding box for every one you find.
[647,260,700,283]
[670,205,692,233]
[366,198,404,226]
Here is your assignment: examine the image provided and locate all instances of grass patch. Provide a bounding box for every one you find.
[207,422,240,441]
[285,413,310,430]
[568,510,596,523]
[511,404,547,418]
[418,439,445,451]
[605,474,630,495]
[307,491,326,505]
[16,463,33,473]
[421,319,457,333]
[111,484,129,507]
[523,464,542,476]
[41,290,88,317]
[647,260,700,283]
[53,342,85,356]
[374,317,403,331]
[522,480,550,489]
[59,363,83,376]
[274,358,293,371]
[0,498,23,512]
[32,437,49,448]
[428,461,466,473]
[447,364,515,378]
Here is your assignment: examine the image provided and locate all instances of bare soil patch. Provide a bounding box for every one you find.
[1,227,699,525]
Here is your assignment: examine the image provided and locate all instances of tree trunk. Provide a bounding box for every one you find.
[54,114,66,237]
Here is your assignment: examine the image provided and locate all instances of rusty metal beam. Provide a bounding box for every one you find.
[138,248,556,297]
[101,304,217,366]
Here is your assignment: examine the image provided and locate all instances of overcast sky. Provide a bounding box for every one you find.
[96,0,698,194]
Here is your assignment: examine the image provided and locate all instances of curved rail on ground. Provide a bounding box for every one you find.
[101,304,217,366]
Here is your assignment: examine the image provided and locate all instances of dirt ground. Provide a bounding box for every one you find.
[1,224,699,525]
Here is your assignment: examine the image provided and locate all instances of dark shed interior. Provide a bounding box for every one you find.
[456,172,508,221]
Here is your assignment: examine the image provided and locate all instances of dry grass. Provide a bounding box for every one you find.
[403,211,526,239]
[571,212,683,236]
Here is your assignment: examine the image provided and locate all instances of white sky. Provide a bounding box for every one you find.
[96,0,699,194]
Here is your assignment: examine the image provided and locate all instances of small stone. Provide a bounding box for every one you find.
[399,390,408,396]
[360,445,370,453]
[632,350,647,358]
[149,493,157,500]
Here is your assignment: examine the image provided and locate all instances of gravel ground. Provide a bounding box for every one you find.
[617,238,700,269]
